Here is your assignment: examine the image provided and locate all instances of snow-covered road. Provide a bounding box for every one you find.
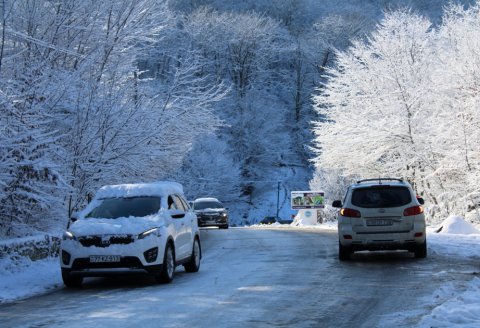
[1,227,479,327]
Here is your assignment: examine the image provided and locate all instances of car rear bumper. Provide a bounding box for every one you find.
[339,231,426,250]
[348,240,419,252]
[339,224,426,248]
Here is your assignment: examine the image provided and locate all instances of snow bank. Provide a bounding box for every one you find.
[417,278,480,328]
[437,216,480,235]
[0,256,61,303]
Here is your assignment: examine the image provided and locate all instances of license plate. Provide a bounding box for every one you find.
[366,219,392,226]
[89,255,121,263]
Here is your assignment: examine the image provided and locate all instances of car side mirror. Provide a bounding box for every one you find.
[169,209,185,219]
[332,200,342,208]
[416,197,425,205]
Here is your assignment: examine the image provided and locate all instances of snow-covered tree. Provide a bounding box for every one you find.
[313,3,480,222]
[0,0,227,236]
[314,10,435,180]
[176,135,241,202]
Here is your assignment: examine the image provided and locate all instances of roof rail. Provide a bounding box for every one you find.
[356,178,404,184]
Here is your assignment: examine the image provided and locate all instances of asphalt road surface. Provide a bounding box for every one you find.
[0,227,478,327]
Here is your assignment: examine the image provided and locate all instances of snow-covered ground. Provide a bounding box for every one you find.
[1,216,480,327]
[0,256,62,303]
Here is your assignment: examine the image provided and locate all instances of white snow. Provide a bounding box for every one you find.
[194,197,221,202]
[95,181,183,199]
[0,256,61,303]
[436,215,480,235]
[417,278,480,328]
[69,213,167,236]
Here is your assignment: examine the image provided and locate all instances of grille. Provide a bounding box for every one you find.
[199,213,220,218]
[78,235,134,247]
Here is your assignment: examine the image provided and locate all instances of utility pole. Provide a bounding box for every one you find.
[276,181,280,219]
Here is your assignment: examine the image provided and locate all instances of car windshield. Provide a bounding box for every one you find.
[86,196,161,219]
[194,201,224,210]
[351,186,411,208]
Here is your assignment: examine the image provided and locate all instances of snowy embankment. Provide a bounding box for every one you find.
[417,216,480,328]
[0,235,62,303]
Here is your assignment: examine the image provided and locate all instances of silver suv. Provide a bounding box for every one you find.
[332,178,426,260]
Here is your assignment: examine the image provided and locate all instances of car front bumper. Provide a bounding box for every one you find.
[197,216,228,227]
[60,236,166,276]
[61,257,163,277]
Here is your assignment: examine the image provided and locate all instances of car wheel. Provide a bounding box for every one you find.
[339,241,351,261]
[156,243,175,284]
[184,237,201,273]
[219,225,229,229]
[414,240,427,258]
[61,268,83,288]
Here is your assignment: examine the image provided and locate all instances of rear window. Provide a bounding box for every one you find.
[351,186,412,208]
[86,196,161,219]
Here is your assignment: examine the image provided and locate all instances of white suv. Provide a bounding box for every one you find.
[332,178,426,260]
[60,181,201,287]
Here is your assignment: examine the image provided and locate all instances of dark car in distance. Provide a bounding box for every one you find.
[260,216,277,225]
[193,198,229,229]
[259,217,293,225]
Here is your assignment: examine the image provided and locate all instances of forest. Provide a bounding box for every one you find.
[0,0,478,237]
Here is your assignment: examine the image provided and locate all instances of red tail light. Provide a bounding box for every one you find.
[403,206,424,216]
[340,208,361,218]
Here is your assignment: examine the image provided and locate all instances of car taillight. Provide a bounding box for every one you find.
[340,208,361,218]
[403,206,424,216]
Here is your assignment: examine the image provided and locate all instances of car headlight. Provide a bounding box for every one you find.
[138,228,160,240]
[221,213,228,217]
[62,231,76,241]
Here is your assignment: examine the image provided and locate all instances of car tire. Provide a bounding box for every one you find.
[156,243,175,284]
[219,225,229,229]
[414,240,427,258]
[184,237,201,273]
[61,268,83,288]
[339,241,351,261]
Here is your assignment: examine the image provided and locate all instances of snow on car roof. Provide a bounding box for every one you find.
[95,181,184,199]
[194,197,220,202]
[352,179,410,188]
